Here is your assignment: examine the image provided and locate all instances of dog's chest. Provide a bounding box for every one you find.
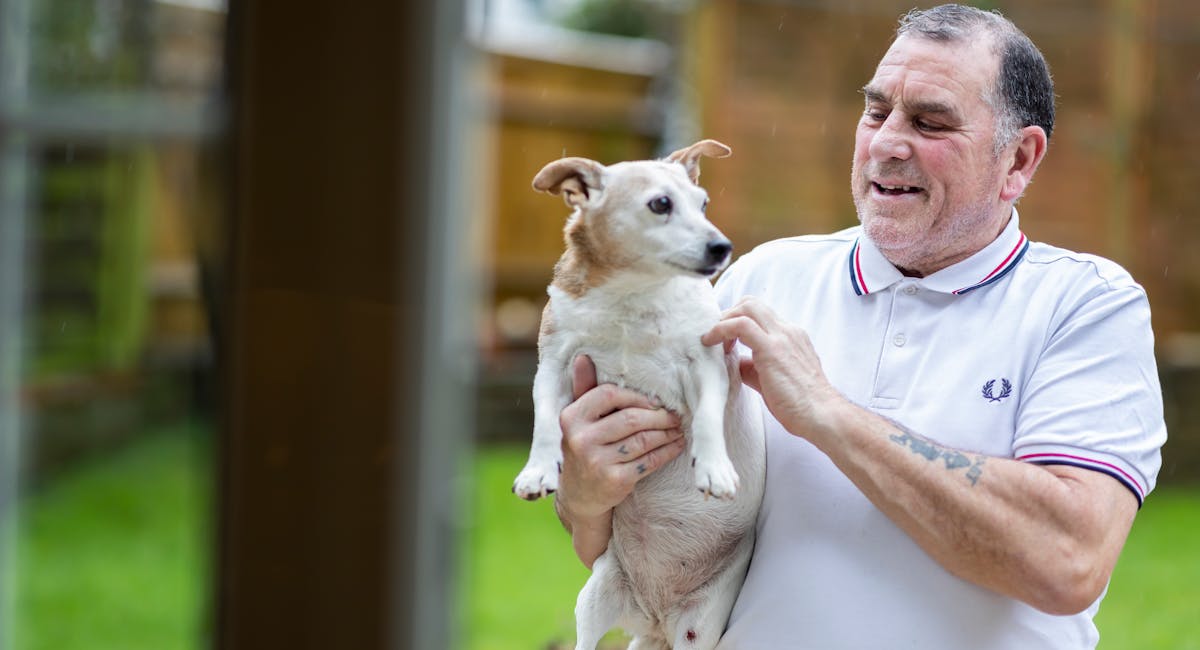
[547,280,719,407]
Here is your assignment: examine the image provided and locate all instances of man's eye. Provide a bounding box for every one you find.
[648,196,673,215]
[915,119,942,132]
[864,104,892,120]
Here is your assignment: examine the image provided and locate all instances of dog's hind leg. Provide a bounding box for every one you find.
[573,550,630,650]
[668,535,755,650]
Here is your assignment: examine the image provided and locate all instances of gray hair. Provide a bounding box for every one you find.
[897,4,1055,153]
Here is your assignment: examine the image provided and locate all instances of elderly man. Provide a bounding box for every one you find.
[552,4,1166,648]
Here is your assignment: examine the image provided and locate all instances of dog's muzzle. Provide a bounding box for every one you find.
[698,238,733,275]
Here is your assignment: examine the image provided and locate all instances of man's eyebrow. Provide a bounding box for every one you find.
[860,85,959,118]
[861,86,888,104]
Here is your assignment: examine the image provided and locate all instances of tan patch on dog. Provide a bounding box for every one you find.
[551,211,633,298]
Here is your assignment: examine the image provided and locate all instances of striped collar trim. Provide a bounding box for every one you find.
[847,236,903,296]
[846,211,1028,297]
[950,233,1029,295]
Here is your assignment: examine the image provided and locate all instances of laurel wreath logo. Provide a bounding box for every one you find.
[982,378,1013,402]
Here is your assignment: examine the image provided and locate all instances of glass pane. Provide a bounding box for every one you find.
[9,137,221,650]
[0,1,226,648]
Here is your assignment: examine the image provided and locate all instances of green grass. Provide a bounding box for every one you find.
[458,444,604,650]
[1096,487,1200,649]
[7,437,1197,650]
[462,445,1200,650]
[10,424,211,650]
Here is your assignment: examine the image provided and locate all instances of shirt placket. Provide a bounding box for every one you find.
[870,281,921,410]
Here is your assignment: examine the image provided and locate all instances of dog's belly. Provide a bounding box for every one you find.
[607,385,761,619]
[610,460,750,613]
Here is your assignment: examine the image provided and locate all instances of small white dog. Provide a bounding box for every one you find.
[513,140,765,650]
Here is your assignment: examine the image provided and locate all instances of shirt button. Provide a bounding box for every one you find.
[903,285,918,295]
[893,333,907,347]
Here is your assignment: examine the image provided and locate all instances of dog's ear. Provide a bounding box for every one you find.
[665,139,732,184]
[532,157,605,210]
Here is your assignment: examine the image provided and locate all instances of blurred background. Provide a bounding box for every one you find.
[0,0,1196,649]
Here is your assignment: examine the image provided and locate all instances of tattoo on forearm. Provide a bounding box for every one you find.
[889,430,986,486]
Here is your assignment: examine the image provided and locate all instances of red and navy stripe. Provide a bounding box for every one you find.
[848,239,868,296]
[1018,452,1146,506]
[952,233,1029,295]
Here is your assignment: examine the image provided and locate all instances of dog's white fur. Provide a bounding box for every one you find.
[513,140,765,650]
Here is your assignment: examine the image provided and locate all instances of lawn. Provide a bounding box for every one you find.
[8,424,212,650]
[1094,487,1200,649]
[463,444,1200,650]
[5,435,1197,650]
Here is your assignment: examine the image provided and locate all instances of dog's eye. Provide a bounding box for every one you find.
[702,199,709,213]
[647,196,673,215]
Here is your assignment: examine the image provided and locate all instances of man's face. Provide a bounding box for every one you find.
[850,34,1010,275]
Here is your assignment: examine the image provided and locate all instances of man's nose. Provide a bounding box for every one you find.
[868,113,913,161]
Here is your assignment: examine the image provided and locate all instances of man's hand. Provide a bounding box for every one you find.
[701,297,847,441]
[555,355,685,567]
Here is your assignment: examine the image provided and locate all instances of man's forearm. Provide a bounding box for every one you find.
[802,396,1137,615]
[555,495,613,569]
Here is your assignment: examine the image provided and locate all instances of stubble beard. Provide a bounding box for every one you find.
[851,160,1001,275]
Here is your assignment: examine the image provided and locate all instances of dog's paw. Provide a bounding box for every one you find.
[512,459,561,501]
[692,455,739,500]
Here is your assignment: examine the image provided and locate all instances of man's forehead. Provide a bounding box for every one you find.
[864,35,997,112]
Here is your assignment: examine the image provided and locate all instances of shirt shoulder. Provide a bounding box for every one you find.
[720,227,859,280]
[1021,240,1145,295]
[715,227,859,307]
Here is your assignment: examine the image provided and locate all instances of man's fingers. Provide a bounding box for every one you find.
[612,427,684,462]
[590,405,679,445]
[739,357,761,393]
[565,382,660,424]
[571,354,598,401]
[620,436,686,481]
[702,315,770,350]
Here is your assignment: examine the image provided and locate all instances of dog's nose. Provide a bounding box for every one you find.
[706,239,733,265]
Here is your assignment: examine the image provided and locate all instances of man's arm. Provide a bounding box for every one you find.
[702,297,1139,615]
[553,355,685,568]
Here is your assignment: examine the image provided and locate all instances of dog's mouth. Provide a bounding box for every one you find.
[670,261,726,277]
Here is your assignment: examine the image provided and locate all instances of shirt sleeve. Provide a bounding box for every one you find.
[1013,277,1167,506]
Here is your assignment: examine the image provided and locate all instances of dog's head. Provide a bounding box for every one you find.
[533,139,734,281]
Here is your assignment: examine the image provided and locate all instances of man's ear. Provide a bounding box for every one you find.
[532,157,605,210]
[665,139,732,184]
[1000,126,1048,202]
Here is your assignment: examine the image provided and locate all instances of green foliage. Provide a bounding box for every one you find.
[560,0,657,39]
[11,425,211,650]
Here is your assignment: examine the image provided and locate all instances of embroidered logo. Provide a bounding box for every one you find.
[982,378,1013,403]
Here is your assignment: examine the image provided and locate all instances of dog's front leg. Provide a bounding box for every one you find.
[686,349,739,500]
[513,353,572,500]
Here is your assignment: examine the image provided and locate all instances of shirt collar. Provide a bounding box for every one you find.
[847,210,1029,296]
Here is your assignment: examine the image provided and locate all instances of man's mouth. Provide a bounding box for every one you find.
[872,181,924,196]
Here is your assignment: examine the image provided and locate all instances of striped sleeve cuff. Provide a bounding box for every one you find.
[1016,447,1148,507]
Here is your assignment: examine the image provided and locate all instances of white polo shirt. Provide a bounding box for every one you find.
[714,212,1166,650]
